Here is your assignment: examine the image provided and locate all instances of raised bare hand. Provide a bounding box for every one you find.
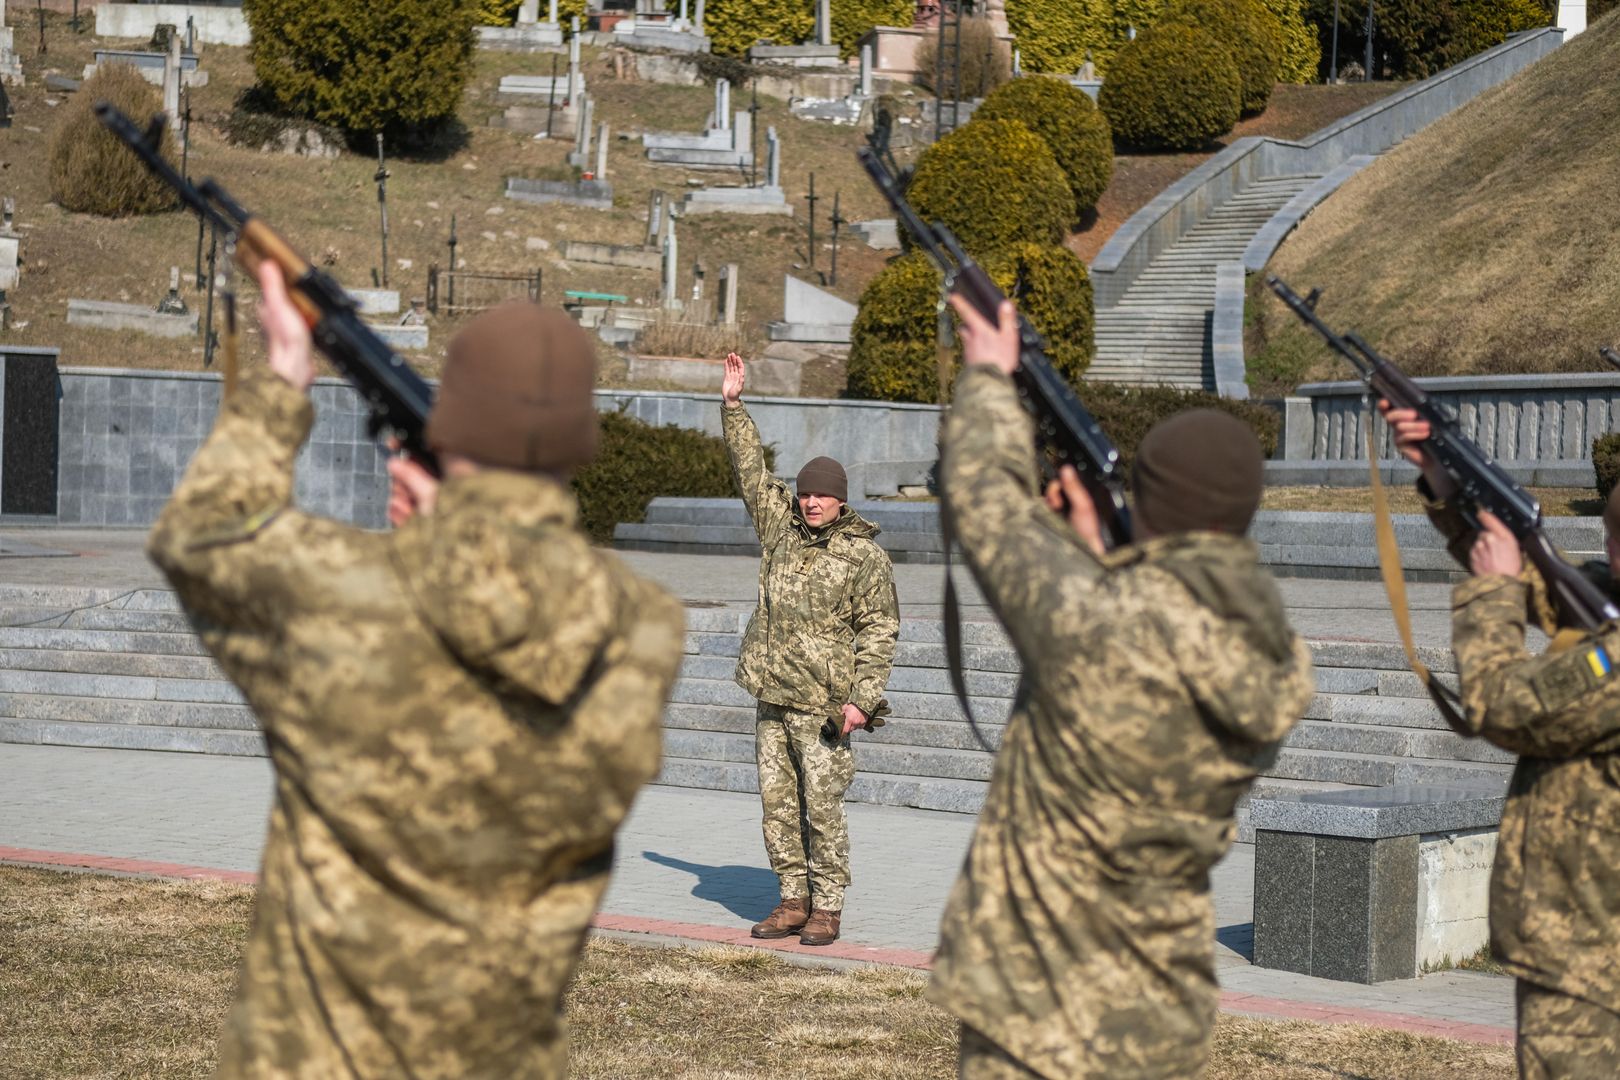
[1043,464,1104,556]
[722,351,745,407]
[1377,399,1454,498]
[257,261,315,393]
[950,296,1020,376]
[1469,510,1522,578]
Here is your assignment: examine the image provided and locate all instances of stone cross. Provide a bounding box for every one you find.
[594,121,609,179]
[858,43,873,97]
[714,79,731,132]
[660,215,680,309]
[765,126,782,189]
[573,95,594,162]
[815,0,831,46]
[718,263,738,325]
[645,190,665,247]
[162,32,182,125]
[517,0,539,25]
[568,22,581,100]
[694,0,705,34]
[547,0,559,23]
[678,0,688,25]
[1012,47,1021,78]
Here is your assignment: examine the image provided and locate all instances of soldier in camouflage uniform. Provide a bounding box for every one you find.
[1384,402,1620,1080]
[147,261,683,1079]
[930,298,1317,1079]
[720,351,900,947]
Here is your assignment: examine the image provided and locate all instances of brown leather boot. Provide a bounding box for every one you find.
[751,898,810,939]
[799,908,841,946]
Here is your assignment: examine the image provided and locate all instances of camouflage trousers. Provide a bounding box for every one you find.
[755,701,855,911]
[1518,980,1620,1079]
[957,1025,1041,1079]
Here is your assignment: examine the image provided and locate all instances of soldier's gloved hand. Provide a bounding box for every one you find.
[840,702,870,736]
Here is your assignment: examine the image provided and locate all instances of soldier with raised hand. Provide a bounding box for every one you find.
[930,298,1316,1078]
[1383,401,1620,1080]
[147,260,684,1079]
[720,350,899,947]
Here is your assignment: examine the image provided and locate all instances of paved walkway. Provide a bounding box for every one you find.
[0,531,1509,1042]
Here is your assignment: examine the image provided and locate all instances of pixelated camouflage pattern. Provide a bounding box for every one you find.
[927,366,1316,1080]
[957,1025,1043,1079]
[1422,492,1620,1019]
[147,371,684,1080]
[1517,979,1620,1080]
[755,701,857,908]
[722,403,899,717]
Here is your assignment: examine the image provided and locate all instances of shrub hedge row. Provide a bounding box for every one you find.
[1594,433,1620,501]
[974,77,1114,220]
[1162,0,1283,115]
[1082,383,1281,472]
[573,410,774,542]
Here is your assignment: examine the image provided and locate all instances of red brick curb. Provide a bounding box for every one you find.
[0,846,1516,1047]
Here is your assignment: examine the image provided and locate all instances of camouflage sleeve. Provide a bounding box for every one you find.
[722,402,792,546]
[146,371,314,627]
[848,550,899,716]
[1451,575,1620,757]
[941,366,1104,661]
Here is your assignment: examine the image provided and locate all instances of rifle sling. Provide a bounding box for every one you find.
[1365,422,1470,727]
[940,506,996,755]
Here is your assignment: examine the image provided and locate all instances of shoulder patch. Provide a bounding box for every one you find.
[1531,642,1615,713]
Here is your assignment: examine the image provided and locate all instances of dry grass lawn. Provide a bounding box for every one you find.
[1251,11,1620,396]
[0,866,1517,1079]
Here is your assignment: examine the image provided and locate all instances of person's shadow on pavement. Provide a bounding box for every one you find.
[641,851,780,922]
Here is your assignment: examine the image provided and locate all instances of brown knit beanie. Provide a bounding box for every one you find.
[424,301,598,471]
[1131,409,1264,537]
[796,456,848,501]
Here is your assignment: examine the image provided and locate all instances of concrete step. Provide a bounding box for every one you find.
[0,691,258,730]
[0,717,265,756]
[0,668,242,705]
[1284,719,1513,765]
[0,647,224,681]
[0,626,210,656]
[1304,693,1448,730]
[1267,746,1513,788]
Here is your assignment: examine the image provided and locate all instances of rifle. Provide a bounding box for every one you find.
[856,147,1132,549]
[97,105,439,473]
[1267,275,1619,633]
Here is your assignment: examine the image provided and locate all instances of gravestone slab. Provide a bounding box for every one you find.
[67,299,198,338]
[505,176,614,210]
[365,322,428,351]
[346,289,401,316]
[680,185,792,216]
[850,219,900,250]
[766,275,856,343]
[627,355,801,396]
[563,241,660,271]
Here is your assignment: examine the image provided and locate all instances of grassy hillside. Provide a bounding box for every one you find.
[1248,11,1620,397]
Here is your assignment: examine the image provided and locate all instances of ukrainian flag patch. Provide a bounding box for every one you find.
[1588,646,1614,679]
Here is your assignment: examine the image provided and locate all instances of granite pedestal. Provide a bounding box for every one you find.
[1252,783,1506,983]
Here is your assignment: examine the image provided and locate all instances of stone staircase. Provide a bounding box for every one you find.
[1089,174,1321,389]
[0,587,1513,840]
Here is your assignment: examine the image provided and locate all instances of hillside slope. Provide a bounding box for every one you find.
[1250,11,1620,394]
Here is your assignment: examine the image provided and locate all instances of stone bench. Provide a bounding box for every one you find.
[1252,782,1506,983]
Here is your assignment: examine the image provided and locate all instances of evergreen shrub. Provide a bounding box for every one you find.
[1260,0,1322,82]
[1099,22,1241,150]
[831,0,915,57]
[1004,0,1107,75]
[241,0,480,133]
[974,76,1114,219]
[1161,0,1283,115]
[700,0,814,56]
[908,120,1070,255]
[985,243,1095,382]
[48,66,177,217]
[573,410,773,542]
[1594,433,1620,501]
[1082,383,1281,471]
[478,0,587,30]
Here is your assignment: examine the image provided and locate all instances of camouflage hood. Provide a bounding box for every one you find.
[393,471,614,706]
[1129,531,1305,745]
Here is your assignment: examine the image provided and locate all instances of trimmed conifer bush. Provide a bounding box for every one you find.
[48,66,177,218]
[1100,23,1241,150]
[241,0,480,133]
[1594,433,1620,501]
[846,245,1094,402]
[975,76,1114,220]
[846,254,943,404]
[907,120,1071,255]
[1004,0,1107,75]
[1082,382,1281,470]
[1161,0,1283,115]
[477,0,587,30]
[573,409,774,542]
[700,0,815,56]
[1260,0,1322,83]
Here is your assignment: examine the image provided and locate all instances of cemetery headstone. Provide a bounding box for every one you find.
[767,275,857,343]
[718,263,739,325]
[679,125,790,215]
[594,122,609,179]
[660,216,681,310]
[156,267,188,315]
[0,197,19,291]
[0,0,21,87]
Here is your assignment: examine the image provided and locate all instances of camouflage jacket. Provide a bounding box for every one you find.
[147,372,683,1080]
[722,402,899,717]
[1424,490,1620,1011]
[927,367,1316,1079]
